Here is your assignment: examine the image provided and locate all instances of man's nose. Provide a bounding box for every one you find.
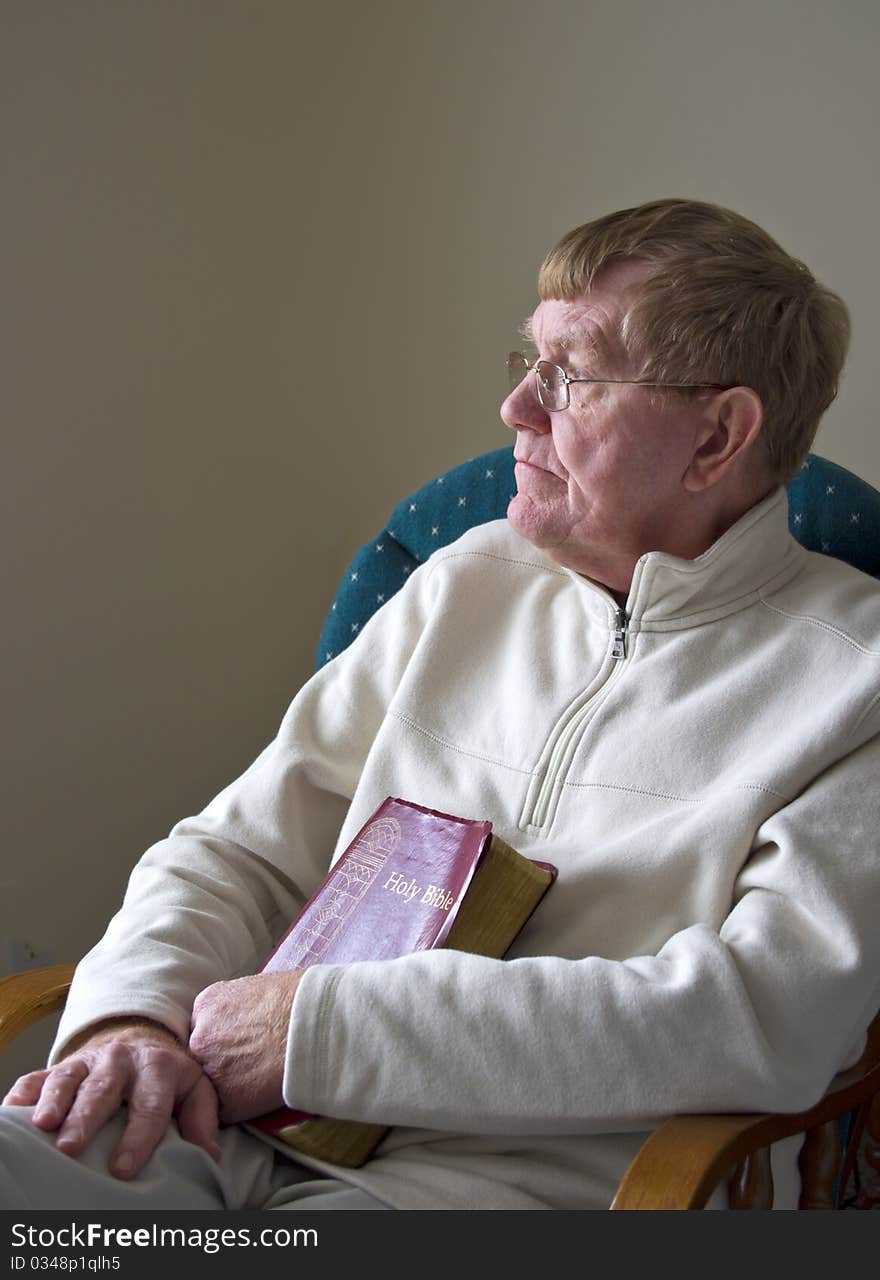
[500,372,552,435]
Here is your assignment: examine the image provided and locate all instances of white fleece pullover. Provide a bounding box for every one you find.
[52,489,880,1209]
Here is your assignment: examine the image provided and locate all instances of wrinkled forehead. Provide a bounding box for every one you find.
[524,258,650,364]
[522,299,617,362]
[526,257,649,363]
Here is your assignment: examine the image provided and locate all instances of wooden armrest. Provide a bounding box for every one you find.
[611,1010,880,1209]
[0,963,76,1053]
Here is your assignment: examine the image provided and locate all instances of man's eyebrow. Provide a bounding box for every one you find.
[557,328,602,358]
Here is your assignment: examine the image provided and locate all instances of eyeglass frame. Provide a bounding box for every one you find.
[507,351,736,412]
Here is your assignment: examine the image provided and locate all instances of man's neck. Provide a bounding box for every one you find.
[602,475,778,607]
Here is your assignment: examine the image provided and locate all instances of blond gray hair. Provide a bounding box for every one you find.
[539,199,850,482]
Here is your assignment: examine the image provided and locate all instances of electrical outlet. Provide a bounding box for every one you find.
[1,936,50,975]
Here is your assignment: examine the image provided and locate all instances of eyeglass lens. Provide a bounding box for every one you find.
[535,362,566,410]
[507,353,567,411]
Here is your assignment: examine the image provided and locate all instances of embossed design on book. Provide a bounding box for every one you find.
[290,816,401,966]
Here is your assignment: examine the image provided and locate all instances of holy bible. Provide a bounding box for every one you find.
[247,796,556,1167]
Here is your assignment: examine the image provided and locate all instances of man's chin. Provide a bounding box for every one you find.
[506,493,565,550]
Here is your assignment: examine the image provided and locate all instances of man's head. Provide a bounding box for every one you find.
[502,198,850,594]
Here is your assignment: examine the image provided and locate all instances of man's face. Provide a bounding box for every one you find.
[501,261,708,596]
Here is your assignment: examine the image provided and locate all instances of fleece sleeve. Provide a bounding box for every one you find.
[50,557,444,1062]
[283,722,880,1134]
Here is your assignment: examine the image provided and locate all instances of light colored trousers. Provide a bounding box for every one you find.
[1,1102,808,1211]
[0,1104,389,1211]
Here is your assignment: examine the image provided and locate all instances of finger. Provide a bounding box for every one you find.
[108,1051,193,1179]
[54,1047,132,1158]
[31,1060,90,1130]
[176,1074,222,1163]
[190,985,216,1029]
[2,1069,51,1108]
[188,1003,215,1056]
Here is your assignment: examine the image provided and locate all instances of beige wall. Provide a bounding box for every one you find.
[2,0,879,1090]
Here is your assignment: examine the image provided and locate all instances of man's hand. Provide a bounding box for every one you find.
[1,1018,221,1179]
[189,971,303,1125]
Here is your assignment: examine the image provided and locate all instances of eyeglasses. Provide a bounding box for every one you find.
[507,352,734,412]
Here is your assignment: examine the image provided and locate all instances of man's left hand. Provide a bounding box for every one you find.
[188,972,304,1125]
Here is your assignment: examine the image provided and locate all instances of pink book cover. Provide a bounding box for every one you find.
[250,796,493,1136]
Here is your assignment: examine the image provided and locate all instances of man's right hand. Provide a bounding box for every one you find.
[1,1018,221,1180]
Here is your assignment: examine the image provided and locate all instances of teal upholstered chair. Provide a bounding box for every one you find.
[3,447,880,1208]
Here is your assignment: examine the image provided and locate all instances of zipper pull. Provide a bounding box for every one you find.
[611,607,628,660]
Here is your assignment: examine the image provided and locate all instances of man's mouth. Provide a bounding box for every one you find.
[515,457,561,480]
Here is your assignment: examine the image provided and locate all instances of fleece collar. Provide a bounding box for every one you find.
[569,488,807,631]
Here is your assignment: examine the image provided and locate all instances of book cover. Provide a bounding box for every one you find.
[248,796,556,1166]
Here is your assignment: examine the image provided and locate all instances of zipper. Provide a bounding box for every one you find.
[611,607,629,660]
[525,606,630,829]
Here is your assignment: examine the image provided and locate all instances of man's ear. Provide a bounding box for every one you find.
[682,387,764,492]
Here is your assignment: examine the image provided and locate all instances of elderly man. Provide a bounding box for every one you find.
[2,198,878,1211]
